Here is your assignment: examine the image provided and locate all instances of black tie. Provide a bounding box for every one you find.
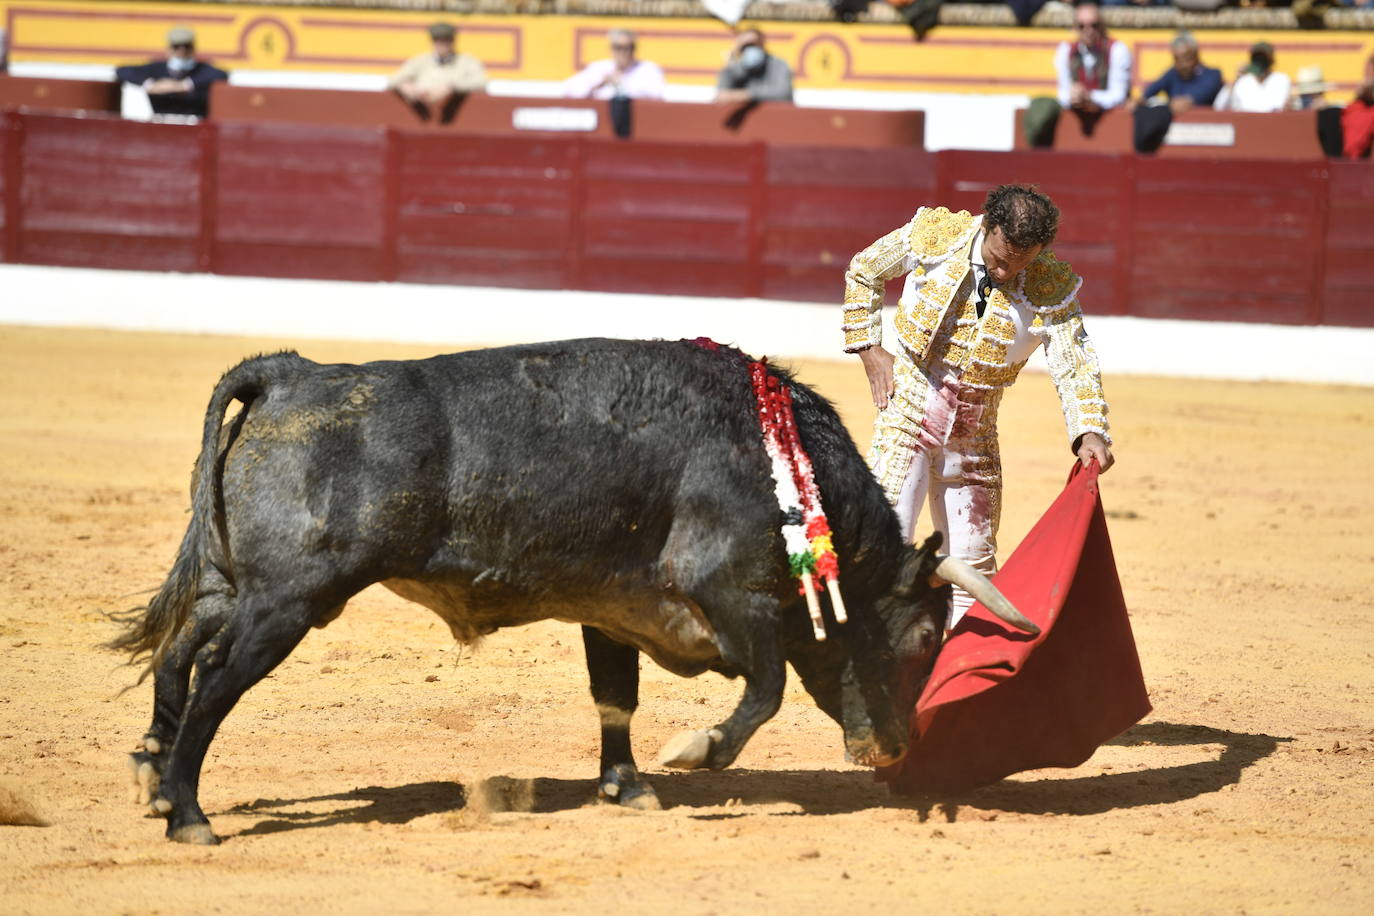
[976,271,992,318]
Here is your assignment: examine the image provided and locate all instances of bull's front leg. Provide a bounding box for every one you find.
[581,626,660,810]
[658,604,786,771]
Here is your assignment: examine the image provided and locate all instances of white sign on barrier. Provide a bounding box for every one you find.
[1164,122,1237,147]
[511,107,599,132]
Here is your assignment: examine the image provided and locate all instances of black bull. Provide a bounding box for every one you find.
[113,338,959,844]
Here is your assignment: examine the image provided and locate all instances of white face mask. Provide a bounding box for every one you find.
[739,46,766,72]
[167,55,195,74]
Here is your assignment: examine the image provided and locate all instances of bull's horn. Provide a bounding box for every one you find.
[929,556,1040,636]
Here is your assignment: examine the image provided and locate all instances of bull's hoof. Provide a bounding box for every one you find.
[168,822,219,845]
[597,763,662,811]
[657,727,724,769]
[126,752,160,806]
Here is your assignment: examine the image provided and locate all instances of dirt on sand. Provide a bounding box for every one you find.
[1,325,1371,914]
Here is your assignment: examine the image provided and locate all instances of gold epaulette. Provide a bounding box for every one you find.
[907,207,975,261]
[1022,250,1080,311]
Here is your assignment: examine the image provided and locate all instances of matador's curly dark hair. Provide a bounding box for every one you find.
[982,184,1060,251]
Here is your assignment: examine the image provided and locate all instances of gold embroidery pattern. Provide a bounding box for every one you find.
[841,223,914,352]
[1041,301,1111,445]
[867,353,929,506]
[1022,251,1079,310]
[907,207,975,262]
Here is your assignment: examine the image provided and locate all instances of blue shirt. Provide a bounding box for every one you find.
[1140,65,1223,107]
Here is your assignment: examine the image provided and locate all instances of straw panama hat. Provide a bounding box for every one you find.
[1293,65,1332,95]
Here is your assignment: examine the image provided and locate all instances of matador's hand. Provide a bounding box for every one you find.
[857,346,896,411]
[1077,431,1115,473]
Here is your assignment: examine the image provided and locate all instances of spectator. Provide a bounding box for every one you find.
[1,27,8,74]
[1056,3,1131,115]
[1024,3,1131,147]
[1289,65,1331,111]
[715,28,793,104]
[1215,41,1291,112]
[389,22,486,122]
[114,27,228,119]
[563,29,665,100]
[1131,31,1223,113]
[1341,55,1374,159]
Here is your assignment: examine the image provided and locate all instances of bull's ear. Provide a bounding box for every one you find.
[913,531,944,576]
[895,532,944,598]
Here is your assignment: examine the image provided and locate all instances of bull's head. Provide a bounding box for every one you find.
[787,533,1034,769]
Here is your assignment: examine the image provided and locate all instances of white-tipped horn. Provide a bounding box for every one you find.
[929,556,1040,636]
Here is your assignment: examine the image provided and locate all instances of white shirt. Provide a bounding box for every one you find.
[1215,71,1292,113]
[1055,39,1132,110]
[562,58,666,101]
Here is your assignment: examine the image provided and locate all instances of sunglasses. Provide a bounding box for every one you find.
[170,42,193,50]
[1076,21,1102,29]
[611,43,635,51]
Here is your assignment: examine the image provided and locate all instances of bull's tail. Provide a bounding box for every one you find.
[108,351,308,682]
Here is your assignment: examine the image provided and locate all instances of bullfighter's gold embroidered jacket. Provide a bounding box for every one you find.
[842,206,1110,448]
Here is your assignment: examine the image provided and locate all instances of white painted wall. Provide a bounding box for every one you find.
[2,264,1370,386]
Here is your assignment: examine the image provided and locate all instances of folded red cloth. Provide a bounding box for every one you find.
[878,461,1150,793]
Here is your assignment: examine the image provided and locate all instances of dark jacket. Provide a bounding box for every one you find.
[1140,65,1223,107]
[114,59,229,117]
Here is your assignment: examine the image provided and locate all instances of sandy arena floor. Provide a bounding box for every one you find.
[1,324,1371,914]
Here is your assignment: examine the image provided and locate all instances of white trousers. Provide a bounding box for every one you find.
[869,357,1003,629]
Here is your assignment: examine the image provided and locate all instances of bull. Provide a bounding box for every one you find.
[111,338,1031,844]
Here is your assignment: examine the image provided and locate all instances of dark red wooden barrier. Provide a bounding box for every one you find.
[1323,161,1374,328]
[1130,157,1328,324]
[14,114,203,272]
[762,146,936,304]
[210,85,926,151]
[394,134,579,289]
[1012,108,1327,161]
[0,110,1367,328]
[578,139,761,298]
[0,76,120,116]
[1,112,16,264]
[215,121,391,282]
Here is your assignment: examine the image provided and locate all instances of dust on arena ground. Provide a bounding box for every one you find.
[1,324,1370,913]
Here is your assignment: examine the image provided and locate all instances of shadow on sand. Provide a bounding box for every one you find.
[218,721,1286,837]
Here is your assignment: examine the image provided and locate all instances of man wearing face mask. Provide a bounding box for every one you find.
[114,27,228,119]
[1215,41,1291,113]
[715,28,793,104]
[842,186,1113,629]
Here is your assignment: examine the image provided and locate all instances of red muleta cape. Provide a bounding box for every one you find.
[877,461,1151,794]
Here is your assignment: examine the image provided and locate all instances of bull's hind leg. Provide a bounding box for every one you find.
[658,591,787,772]
[127,572,234,808]
[582,626,660,810]
[150,590,325,844]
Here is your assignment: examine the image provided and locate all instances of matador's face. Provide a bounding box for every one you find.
[981,226,1042,287]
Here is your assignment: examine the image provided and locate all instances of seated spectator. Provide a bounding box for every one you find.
[389,22,486,122]
[1056,3,1131,115]
[1214,41,1291,113]
[1130,31,1223,113]
[715,28,793,104]
[1024,3,1130,147]
[563,29,665,100]
[114,27,228,119]
[1289,65,1331,111]
[1341,54,1374,159]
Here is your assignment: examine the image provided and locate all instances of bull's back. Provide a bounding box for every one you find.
[219,339,775,588]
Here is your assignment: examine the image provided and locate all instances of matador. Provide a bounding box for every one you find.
[841,185,1114,627]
